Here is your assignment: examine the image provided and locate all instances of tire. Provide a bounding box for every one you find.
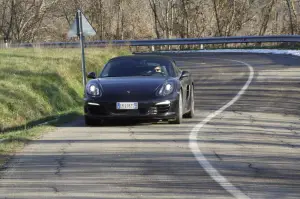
[184,85,195,118]
[84,115,98,126]
[169,91,183,124]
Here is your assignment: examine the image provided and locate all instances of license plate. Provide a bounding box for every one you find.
[116,102,138,110]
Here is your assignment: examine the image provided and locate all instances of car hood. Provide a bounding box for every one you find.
[96,77,167,100]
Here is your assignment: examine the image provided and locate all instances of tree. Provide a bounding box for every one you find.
[0,0,298,43]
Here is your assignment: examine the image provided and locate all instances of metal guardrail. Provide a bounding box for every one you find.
[5,35,300,48]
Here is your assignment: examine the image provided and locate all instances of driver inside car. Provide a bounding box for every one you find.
[140,65,164,76]
[154,65,162,73]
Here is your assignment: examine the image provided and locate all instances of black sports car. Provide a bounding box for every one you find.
[84,55,194,125]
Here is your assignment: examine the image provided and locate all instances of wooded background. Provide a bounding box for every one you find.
[0,0,299,43]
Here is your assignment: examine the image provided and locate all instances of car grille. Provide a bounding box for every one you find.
[147,104,170,115]
[87,103,170,116]
[156,104,170,114]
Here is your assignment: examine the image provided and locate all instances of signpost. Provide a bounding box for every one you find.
[68,10,96,87]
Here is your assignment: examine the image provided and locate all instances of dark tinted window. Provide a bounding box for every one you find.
[100,57,175,78]
[173,63,182,76]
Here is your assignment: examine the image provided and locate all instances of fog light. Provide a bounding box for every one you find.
[149,107,158,114]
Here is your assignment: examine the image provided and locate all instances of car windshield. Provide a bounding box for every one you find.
[100,57,173,78]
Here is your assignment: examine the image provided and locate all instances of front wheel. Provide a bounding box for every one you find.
[184,85,195,118]
[169,92,183,124]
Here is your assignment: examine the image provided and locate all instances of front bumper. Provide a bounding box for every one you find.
[84,98,178,120]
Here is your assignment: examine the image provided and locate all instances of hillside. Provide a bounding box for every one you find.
[0,47,129,132]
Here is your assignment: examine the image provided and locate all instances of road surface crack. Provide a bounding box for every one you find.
[280,140,295,148]
[288,125,298,135]
[248,163,260,173]
[54,143,71,177]
[233,110,243,115]
[55,153,65,177]
[50,186,59,193]
[249,115,255,124]
[214,151,223,161]
[128,126,137,140]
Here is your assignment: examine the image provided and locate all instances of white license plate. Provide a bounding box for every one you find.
[116,102,138,110]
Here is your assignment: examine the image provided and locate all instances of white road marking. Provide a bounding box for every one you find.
[189,58,254,199]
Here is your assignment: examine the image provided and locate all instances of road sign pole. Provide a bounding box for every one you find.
[68,9,96,87]
[78,10,87,87]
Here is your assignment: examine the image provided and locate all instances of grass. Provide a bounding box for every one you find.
[0,47,130,165]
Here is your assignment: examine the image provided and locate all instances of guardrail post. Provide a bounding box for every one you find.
[4,38,9,48]
[151,45,155,52]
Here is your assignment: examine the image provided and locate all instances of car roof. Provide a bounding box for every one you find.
[109,55,175,62]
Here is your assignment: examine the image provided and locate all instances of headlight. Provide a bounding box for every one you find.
[86,83,101,96]
[158,82,174,96]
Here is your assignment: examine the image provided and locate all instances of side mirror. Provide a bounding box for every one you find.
[180,71,189,79]
[87,72,96,79]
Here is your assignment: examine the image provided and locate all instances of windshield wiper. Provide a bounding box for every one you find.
[140,74,152,76]
[102,76,119,78]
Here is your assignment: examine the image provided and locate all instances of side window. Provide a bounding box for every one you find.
[173,64,182,77]
[100,63,109,77]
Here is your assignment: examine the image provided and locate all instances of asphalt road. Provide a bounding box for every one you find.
[1,53,300,199]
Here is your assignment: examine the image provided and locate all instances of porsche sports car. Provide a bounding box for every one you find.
[84,55,194,125]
